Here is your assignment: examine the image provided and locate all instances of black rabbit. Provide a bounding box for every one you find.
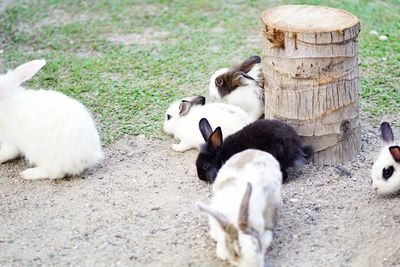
[196,118,313,183]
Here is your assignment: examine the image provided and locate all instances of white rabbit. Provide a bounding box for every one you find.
[371,121,400,195]
[163,96,206,136]
[209,55,264,120]
[163,96,255,152]
[196,149,282,267]
[0,59,103,180]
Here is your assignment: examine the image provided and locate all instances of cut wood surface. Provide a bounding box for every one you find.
[262,5,361,164]
[262,5,360,33]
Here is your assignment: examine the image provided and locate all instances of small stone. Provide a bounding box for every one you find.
[0,49,3,54]
[379,35,388,41]
[290,198,299,203]
[369,30,378,35]
[335,165,352,177]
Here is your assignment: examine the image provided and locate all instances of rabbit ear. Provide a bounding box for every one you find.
[380,122,394,145]
[179,100,192,116]
[234,71,255,82]
[238,183,252,231]
[196,202,238,240]
[191,96,206,106]
[209,127,223,150]
[239,55,261,73]
[12,60,46,86]
[389,146,400,163]
[199,118,213,142]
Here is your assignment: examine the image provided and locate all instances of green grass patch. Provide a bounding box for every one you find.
[0,0,399,143]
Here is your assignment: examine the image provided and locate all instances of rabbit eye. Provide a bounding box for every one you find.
[167,114,172,120]
[203,163,209,170]
[383,166,394,180]
[215,78,223,86]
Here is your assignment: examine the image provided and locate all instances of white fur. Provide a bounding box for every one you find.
[209,68,229,99]
[163,98,255,152]
[163,96,195,136]
[209,65,264,120]
[0,60,103,180]
[198,149,282,267]
[371,144,400,195]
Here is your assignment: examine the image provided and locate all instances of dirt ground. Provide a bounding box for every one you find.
[1,114,400,267]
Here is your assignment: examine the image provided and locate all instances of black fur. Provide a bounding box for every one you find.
[191,96,206,106]
[199,118,213,142]
[178,96,206,116]
[196,119,314,183]
[302,145,314,162]
[381,121,394,144]
[240,55,261,73]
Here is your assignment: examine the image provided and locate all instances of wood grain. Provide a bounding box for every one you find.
[262,5,361,164]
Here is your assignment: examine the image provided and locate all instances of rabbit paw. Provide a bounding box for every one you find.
[21,167,51,180]
[172,143,191,152]
[0,144,20,163]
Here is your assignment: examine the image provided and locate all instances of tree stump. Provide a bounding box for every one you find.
[261,5,361,164]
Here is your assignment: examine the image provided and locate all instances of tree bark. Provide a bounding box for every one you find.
[261,5,361,164]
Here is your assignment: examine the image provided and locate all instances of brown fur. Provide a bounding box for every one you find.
[225,238,241,260]
[178,96,206,116]
[238,183,252,231]
[389,146,400,162]
[215,56,261,98]
[209,127,223,150]
[179,101,192,116]
[197,204,238,240]
[230,150,257,170]
[213,176,237,192]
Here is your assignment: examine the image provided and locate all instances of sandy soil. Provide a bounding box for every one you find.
[1,115,400,267]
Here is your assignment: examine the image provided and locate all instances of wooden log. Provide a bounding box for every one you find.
[261,5,361,164]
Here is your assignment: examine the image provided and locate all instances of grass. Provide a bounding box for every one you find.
[0,0,399,143]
